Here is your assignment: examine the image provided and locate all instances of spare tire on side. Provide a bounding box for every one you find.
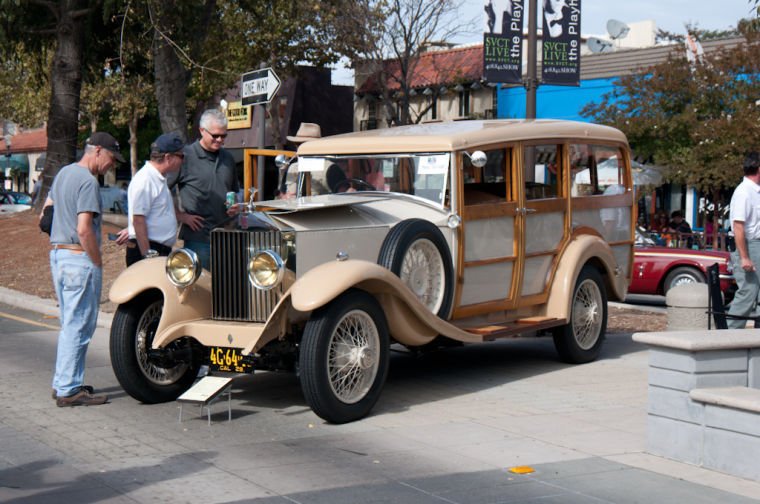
[377,219,454,319]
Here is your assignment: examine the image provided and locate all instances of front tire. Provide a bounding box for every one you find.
[110,295,198,403]
[299,289,390,424]
[553,265,607,364]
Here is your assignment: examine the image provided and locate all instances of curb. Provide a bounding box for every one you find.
[0,286,114,329]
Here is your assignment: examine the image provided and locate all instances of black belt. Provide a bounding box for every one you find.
[127,239,173,254]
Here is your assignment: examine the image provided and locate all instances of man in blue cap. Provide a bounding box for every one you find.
[124,132,185,266]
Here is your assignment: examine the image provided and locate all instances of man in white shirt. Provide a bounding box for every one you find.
[727,151,760,327]
[125,132,184,266]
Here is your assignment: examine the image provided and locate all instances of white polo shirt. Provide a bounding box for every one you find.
[128,161,177,246]
[730,176,760,240]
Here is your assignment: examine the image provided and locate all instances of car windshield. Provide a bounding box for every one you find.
[297,153,450,206]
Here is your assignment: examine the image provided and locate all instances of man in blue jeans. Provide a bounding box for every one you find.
[43,131,123,406]
[169,108,240,269]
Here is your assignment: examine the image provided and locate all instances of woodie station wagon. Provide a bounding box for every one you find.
[109,119,634,423]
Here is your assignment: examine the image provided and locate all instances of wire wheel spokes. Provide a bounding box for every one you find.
[399,238,445,313]
[327,310,380,404]
[572,279,603,350]
[135,301,189,385]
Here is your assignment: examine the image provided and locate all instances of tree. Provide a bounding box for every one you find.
[582,27,760,246]
[0,42,51,129]
[352,0,475,126]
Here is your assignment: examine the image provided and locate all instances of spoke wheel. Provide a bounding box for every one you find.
[134,301,189,385]
[110,294,198,403]
[378,219,454,319]
[553,265,607,363]
[300,289,389,423]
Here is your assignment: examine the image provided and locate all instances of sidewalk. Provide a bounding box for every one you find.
[1,288,759,503]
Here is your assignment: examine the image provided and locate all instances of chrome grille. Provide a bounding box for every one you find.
[211,229,283,322]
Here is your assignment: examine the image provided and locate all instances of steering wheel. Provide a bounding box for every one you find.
[333,178,377,193]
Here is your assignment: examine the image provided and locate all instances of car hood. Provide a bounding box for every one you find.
[239,193,451,233]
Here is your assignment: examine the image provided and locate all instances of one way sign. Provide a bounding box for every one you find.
[241,67,281,106]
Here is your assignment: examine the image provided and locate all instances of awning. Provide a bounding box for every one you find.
[1,153,30,173]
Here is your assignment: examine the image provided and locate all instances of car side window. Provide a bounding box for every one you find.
[462,148,509,205]
[523,144,560,200]
[570,144,625,196]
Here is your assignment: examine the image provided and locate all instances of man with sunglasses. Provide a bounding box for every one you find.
[125,132,185,266]
[168,108,239,269]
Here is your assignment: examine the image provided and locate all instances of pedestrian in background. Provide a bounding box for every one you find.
[168,109,239,269]
[125,132,185,266]
[726,151,760,328]
[44,132,124,406]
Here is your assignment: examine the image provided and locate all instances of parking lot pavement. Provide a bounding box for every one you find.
[1,298,760,503]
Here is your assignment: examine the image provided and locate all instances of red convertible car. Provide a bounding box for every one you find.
[629,230,735,298]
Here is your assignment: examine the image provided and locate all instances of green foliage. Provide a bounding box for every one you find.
[0,42,51,128]
[582,32,760,200]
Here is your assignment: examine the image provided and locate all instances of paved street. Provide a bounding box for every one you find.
[1,294,759,503]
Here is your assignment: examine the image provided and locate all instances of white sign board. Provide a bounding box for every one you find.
[241,67,281,106]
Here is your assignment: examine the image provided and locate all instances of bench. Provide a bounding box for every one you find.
[632,329,760,481]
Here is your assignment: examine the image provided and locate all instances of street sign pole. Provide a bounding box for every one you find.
[257,64,266,201]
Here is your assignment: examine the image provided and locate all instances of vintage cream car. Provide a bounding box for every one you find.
[109,119,634,423]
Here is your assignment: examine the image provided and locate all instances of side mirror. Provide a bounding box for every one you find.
[275,154,294,169]
[465,150,487,168]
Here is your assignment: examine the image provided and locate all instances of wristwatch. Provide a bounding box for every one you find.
[143,249,159,259]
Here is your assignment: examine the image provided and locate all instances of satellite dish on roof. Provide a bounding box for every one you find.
[606,19,630,40]
[587,37,614,53]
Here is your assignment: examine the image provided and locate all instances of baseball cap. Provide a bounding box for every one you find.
[151,132,185,154]
[86,131,125,163]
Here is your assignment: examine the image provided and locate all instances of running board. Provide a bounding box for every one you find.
[462,317,561,341]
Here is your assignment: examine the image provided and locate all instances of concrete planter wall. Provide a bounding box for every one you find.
[633,330,760,481]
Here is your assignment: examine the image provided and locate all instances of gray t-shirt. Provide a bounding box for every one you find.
[167,141,239,243]
[49,163,102,245]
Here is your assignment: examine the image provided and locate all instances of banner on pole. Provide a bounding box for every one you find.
[541,0,581,86]
[483,0,524,84]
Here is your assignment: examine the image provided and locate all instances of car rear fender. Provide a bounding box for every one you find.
[545,234,628,320]
[108,257,212,339]
[290,259,483,346]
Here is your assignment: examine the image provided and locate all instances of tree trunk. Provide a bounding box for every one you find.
[153,27,189,141]
[129,113,139,176]
[38,0,87,209]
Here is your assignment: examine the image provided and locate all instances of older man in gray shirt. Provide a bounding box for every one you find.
[168,108,239,269]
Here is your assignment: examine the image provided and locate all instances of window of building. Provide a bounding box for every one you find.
[458,89,471,118]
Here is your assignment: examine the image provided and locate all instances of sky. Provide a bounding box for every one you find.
[332,0,754,85]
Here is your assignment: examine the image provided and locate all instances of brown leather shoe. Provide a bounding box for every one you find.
[51,385,95,400]
[56,389,108,407]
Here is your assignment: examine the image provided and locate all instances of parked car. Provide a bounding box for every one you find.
[630,229,735,298]
[109,119,635,423]
[0,190,32,214]
[6,191,32,205]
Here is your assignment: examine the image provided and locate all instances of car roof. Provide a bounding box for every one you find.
[297,119,629,156]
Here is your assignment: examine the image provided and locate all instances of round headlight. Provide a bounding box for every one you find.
[248,250,284,290]
[166,249,201,287]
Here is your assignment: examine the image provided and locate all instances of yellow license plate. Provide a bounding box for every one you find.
[207,347,253,373]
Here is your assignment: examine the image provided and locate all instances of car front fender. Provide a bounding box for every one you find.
[108,257,212,339]
[290,259,482,347]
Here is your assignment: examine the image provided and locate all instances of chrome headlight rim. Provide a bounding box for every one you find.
[248,249,285,291]
[165,248,201,288]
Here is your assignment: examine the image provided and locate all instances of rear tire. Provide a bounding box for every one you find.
[110,295,198,403]
[663,266,705,294]
[553,265,607,364]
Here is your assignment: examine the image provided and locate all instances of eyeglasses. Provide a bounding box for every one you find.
[203,129,227,140]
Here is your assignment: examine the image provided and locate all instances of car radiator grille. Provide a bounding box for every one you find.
[211,229,283,322]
